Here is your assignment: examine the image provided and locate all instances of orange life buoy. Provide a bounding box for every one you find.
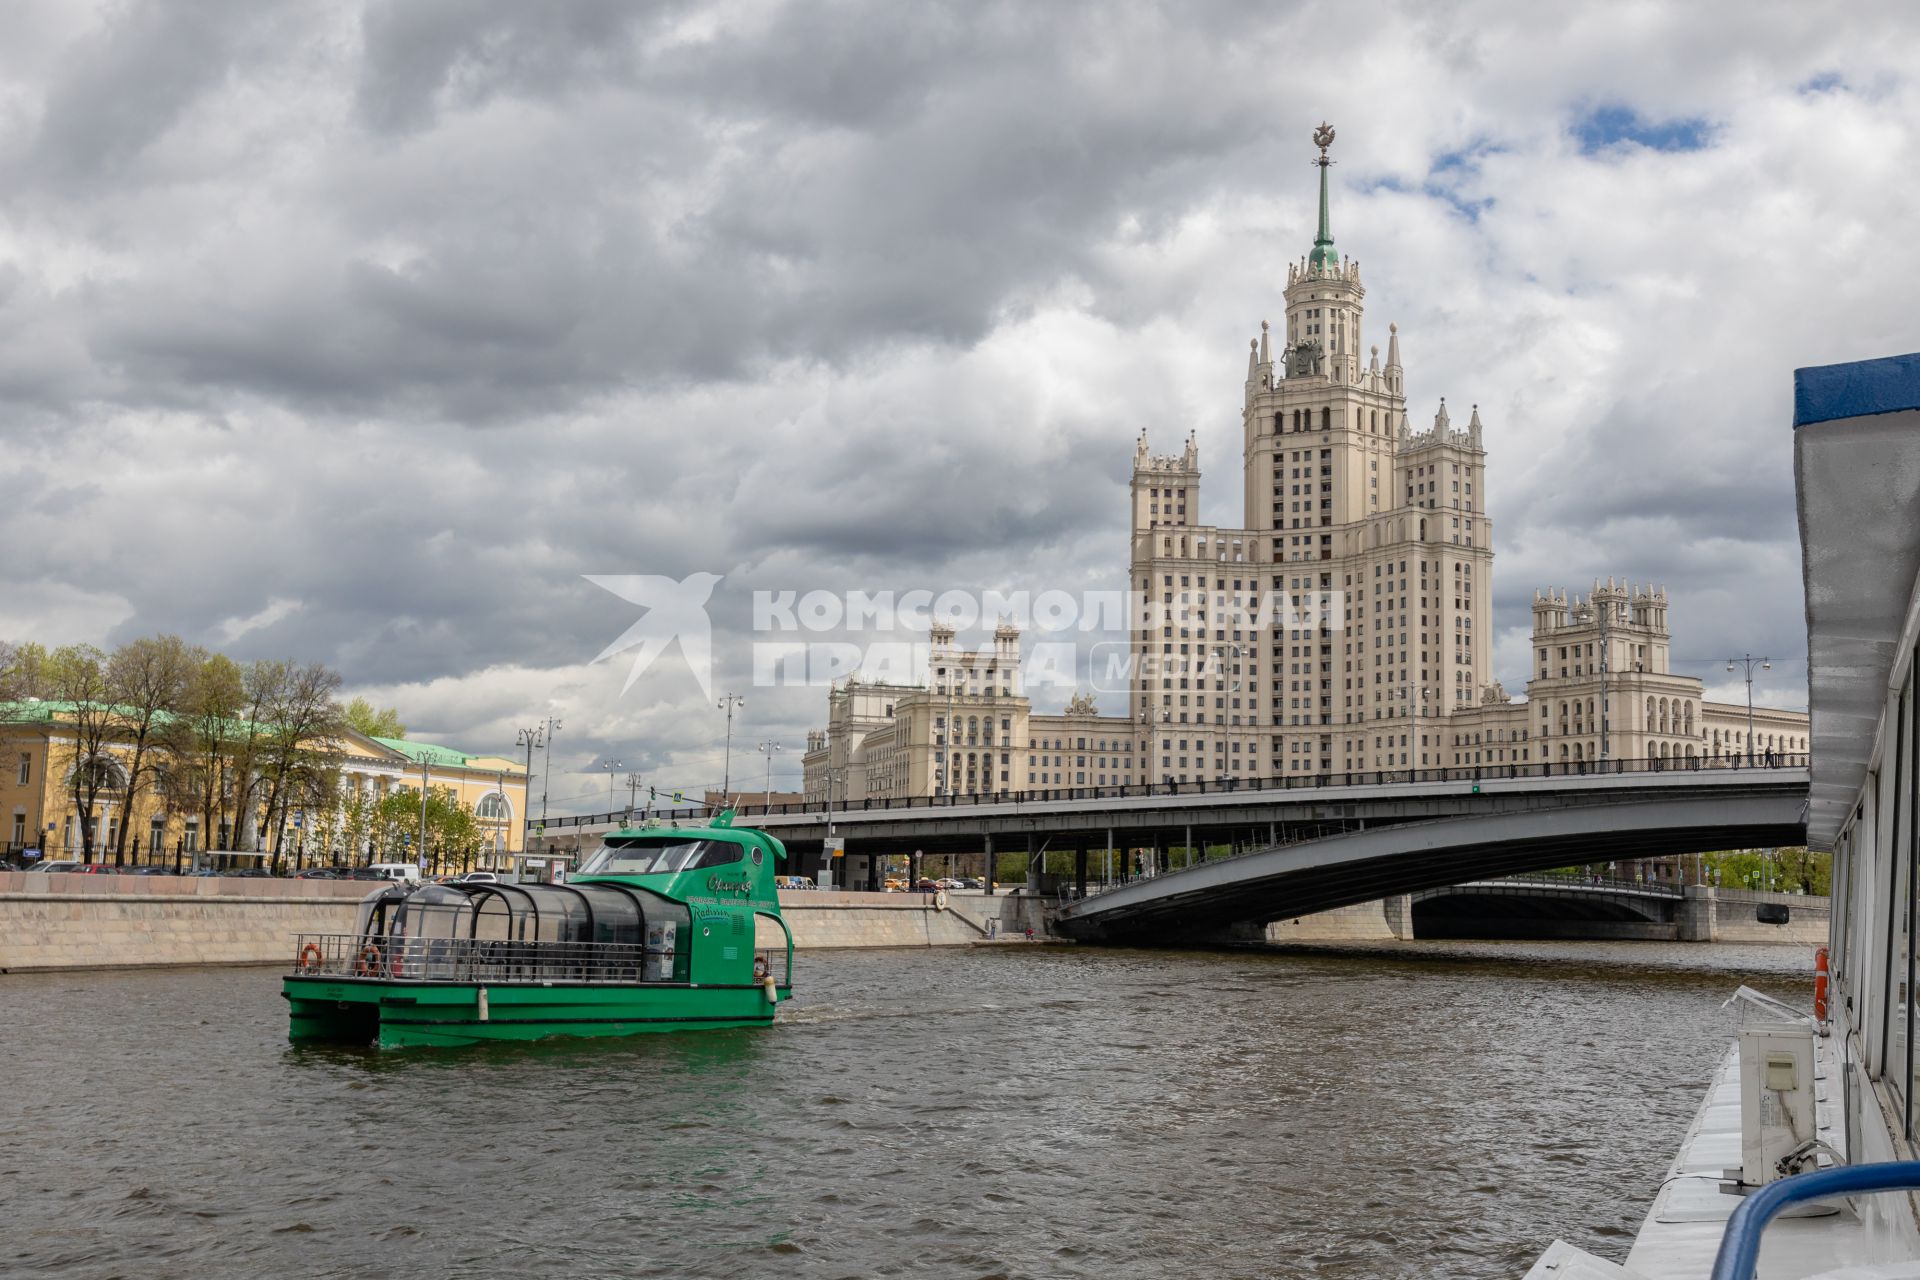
[299,942,324,972]
[354,944,383,976]
[1815,946,1830,1020]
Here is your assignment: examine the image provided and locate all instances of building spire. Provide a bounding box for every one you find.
[1309,121,1338,272]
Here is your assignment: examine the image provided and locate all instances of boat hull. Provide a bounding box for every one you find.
[283,975,786,1048]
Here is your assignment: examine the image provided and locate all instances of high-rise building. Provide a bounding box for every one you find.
[803,124,1802,804]
[1128,122,1491,783]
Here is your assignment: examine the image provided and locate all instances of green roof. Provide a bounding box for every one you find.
[371,736,478,767]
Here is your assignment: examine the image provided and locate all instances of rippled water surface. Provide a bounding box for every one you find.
[2,941,1810,1278]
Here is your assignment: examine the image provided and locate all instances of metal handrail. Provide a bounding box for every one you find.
[529,754,1813,831]
[1709,1160,1920,1280]
[288,932,791,987]
[1476,871,1687,898]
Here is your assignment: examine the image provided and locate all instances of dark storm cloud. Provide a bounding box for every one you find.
[4,0,1916,793]
[9,0,1278,424]
[28,0,267,187]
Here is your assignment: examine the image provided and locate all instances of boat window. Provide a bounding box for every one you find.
[580,839,744,875]
[386,884,476,942]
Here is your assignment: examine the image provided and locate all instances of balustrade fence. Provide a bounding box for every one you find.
[533,753,1810,831]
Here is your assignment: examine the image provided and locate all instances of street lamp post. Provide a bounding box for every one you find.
[624,772,642,822]
[517,724,542,858]
[1211,642,1245,782]
[539,715,563,823]
[757,740,783,811]
[1598,592,1613,765]
[417,757,429,873]
[718,693,746,798]
[1726,654,1772,762]
[600,758,624,815]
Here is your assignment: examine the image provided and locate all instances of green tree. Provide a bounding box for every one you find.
[161,650,245,856]
[258,662,347,857]
[1702,846,1831,895]
[373,785,482,873]
[105,635,193,864]
[47,645,115,861]
[345,697,406,740]
[0,641,51,701]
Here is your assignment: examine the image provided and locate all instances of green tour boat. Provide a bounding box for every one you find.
[282,817,793,1048]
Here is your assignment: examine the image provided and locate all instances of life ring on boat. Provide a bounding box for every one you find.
[298,942,324,972]
[354,944,383,976]
[933,889,949,911]
[1814,946,1830,1021]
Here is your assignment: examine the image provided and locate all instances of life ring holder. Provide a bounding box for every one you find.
[298,942,325,972]
[752,954,770,981]
[933,889,950,911]
[354,944,383,977]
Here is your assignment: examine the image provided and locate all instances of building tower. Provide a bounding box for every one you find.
[1129,122,1496,785]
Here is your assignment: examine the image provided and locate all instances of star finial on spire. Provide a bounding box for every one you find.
[1308,122,1338,272]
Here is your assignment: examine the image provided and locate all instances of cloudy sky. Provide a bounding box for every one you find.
[3,0,1915,812]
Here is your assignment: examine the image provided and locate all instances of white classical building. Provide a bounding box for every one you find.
[803,124,1804,803]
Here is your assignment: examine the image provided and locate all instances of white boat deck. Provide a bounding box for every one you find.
[1532,1033,1914,1279]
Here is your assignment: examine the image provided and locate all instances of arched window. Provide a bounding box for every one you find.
[1321,407,1331,431]
[476,792,511,823]
[67,754,129,792]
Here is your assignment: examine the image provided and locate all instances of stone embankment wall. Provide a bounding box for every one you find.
[0,872,369,973]
[1264,896,1414,943]
[761,891,984,950]
[1681,886,1829,945]
[0,875,990,972]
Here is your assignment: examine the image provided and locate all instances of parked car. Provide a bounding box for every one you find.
[290,868,339,879]
[960,877,985,889]
[367,862,423,886]
[339,867,390,881]
[914,877,940,891]
[773,875,816,891]
[71,863,120,875]
[29,860,81,874]
[452,871,501,884]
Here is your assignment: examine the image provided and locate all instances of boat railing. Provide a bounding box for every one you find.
[290,932,741,986]
[1710,1160,1920,1280]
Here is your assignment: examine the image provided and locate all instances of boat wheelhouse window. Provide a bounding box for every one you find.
[581,839,745,875]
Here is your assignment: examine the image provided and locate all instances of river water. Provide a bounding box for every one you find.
[2,941,1810,1279]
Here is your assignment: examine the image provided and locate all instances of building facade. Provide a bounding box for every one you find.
[803,125,1804,804]
[0,702,527,866]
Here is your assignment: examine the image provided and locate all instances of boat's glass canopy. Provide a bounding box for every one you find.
[365,881,691,962]
[580,838,745,876]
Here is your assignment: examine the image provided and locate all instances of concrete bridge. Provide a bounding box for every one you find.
[534,763,1808,917]
[1049,774,1806,943]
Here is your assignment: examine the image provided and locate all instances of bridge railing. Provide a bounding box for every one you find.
[1471,871,1686,898]
[531,753,1810,832]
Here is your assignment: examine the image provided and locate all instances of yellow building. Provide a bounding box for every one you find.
[0,700,526,868]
